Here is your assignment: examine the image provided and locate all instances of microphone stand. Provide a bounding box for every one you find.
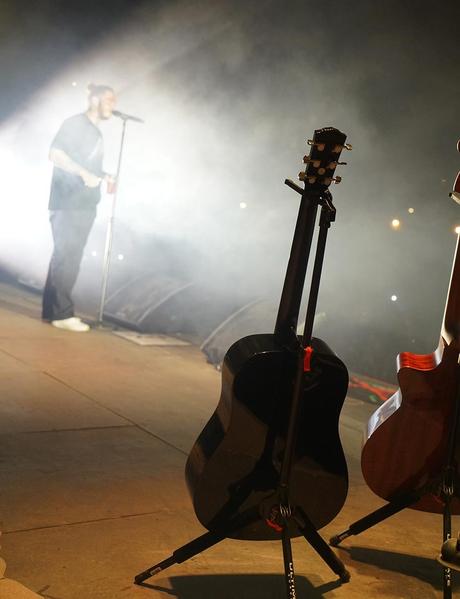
[96,116,128,326]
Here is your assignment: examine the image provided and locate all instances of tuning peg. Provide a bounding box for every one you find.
[325,161,348,169]
[331,143,353,153]
[307,140,325,151]
[323,176,342,185]
[302,156,321,167]
[298,171,318,184]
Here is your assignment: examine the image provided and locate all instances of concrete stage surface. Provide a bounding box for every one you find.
[0,281,457,599]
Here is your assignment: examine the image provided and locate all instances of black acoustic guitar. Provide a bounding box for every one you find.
[185,128,350,541]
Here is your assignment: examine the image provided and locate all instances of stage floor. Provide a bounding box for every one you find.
[0,281,456,598]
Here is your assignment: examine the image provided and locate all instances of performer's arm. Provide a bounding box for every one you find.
[49,147,102,188]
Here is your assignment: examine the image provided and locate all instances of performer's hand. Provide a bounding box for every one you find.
[104,174,117,194]
[80,169,102,188]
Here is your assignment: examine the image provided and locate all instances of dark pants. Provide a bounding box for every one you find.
[42,209,96,321]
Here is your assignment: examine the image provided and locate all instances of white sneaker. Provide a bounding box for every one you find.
[51,317,90,332]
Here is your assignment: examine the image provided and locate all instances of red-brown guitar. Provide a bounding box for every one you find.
[361,139,460,514]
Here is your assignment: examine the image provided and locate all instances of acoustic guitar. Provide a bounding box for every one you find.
[185,127,350,540]
[361,140,460,513]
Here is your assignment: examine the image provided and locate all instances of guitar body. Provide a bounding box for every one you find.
[185,334,349,540]
[362,340,460,514]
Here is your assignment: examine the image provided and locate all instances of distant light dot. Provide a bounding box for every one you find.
[455,226,460,235]
[91,250,97,257]
[408,208,415,214]
[391,295,398,302]
[72,81,77,87]
[391,219,400,229]
[240,202,247,209]
[117,253,124,260]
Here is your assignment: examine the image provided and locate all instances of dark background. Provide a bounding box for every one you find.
[1,0,459,381]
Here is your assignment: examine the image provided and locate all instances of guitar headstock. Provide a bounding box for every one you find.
[298,127,350,193]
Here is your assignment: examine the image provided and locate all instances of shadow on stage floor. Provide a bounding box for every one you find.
[139,573,342,599]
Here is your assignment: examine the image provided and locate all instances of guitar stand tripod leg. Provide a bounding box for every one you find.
[134,508,259,585]
[439,378,460,599]
[294,507,350,582]
[266,502,349,599]
[329,488,422,547]
[328,477,457,599]
[442,492,453,599]
[281,523,297,598]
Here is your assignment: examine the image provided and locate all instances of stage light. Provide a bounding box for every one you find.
[391,219,400,229]
[408,208,415,214]
[455,226,460,235]
[72,81,77,87]
[240,202,247,209]
[91,250,98,257]
[391,295,398,302]
[117,253,124,260]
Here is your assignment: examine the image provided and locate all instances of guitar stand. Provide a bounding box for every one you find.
[134,504,349,588]
[134,188,350,597]
[329,379,460,599]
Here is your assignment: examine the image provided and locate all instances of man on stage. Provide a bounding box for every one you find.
[42,84,116,332]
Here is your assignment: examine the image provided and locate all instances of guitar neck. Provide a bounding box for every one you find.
[274,193,319,345]
[274,127,348,347]
[441,142,460,346]
[441,233,460,347]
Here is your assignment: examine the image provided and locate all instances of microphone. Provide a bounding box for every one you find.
[112,110,144,123]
